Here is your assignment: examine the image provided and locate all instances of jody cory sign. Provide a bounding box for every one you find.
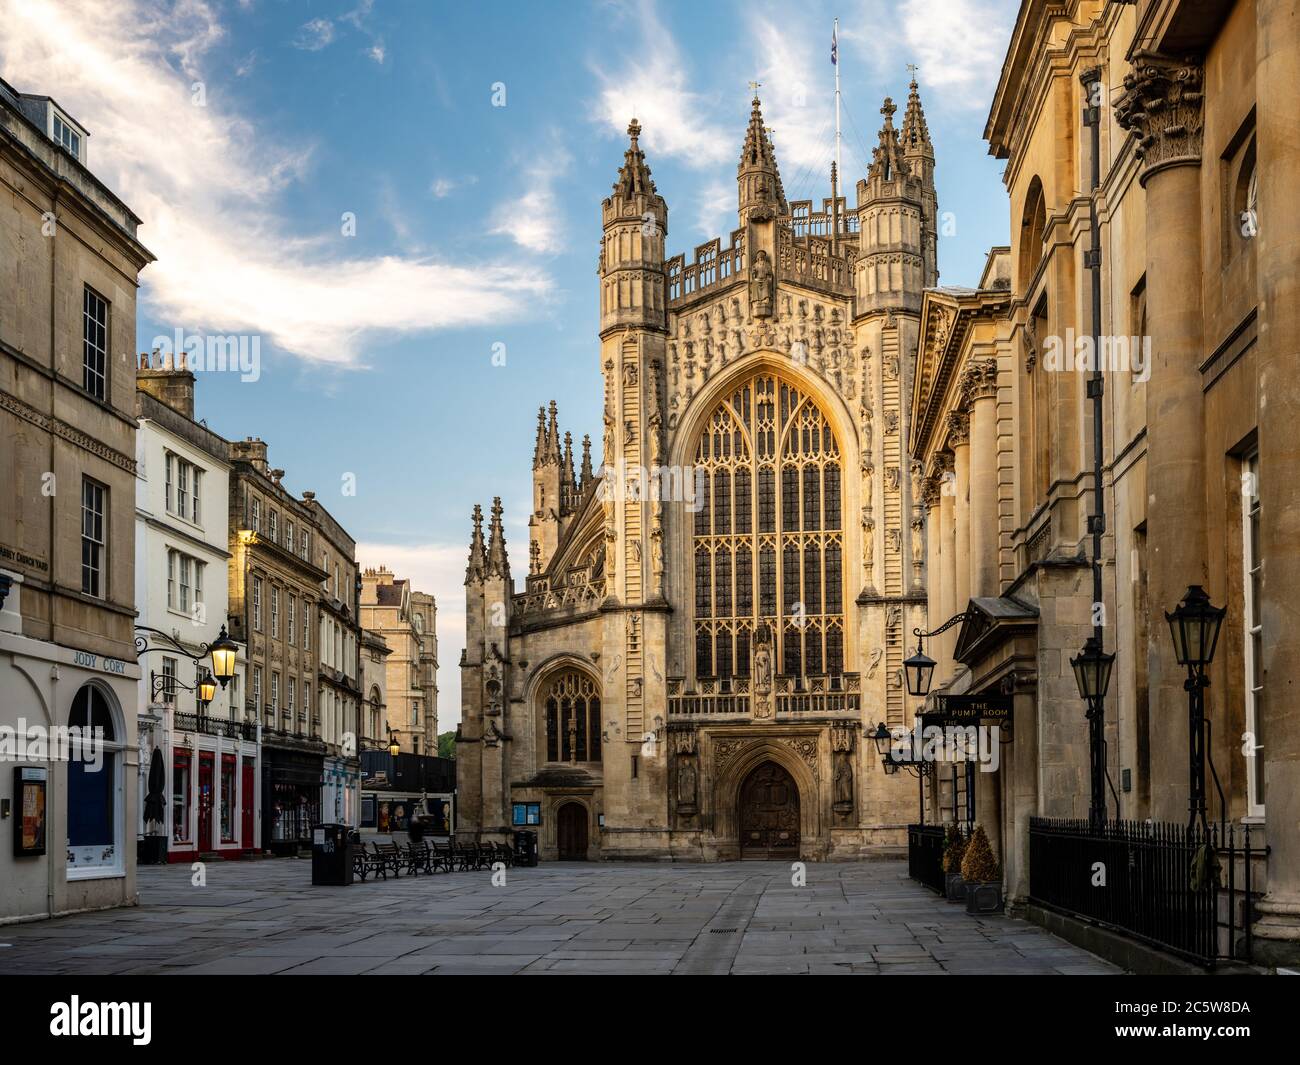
[921,693,1012,728]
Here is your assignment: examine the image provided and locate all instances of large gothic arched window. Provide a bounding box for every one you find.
[692,371,844,683]
[543,671,602,763]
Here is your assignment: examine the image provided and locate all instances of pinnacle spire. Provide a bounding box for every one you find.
[737,93,787,224]
[531,406,547,469]
[613,117,657,199]
[465,504,486,585]
[580,433,594,488]
[562,430,576,490]
[901,76,933,157]
[545,400,561,464]
[867,96,908,184]
[486,496,510,580]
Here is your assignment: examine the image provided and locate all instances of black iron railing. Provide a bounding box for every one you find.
[173,712,257,742]
[908,824,947,895]
[1029,817,1265,968]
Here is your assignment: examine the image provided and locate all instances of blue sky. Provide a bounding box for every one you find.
[2,0,1017,726]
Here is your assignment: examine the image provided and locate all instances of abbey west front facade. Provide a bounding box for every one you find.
[458,87,941,861]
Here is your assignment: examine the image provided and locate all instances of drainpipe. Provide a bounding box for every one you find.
[1081,68,1108,826]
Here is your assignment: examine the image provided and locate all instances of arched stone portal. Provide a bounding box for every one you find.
[738,761,800,859]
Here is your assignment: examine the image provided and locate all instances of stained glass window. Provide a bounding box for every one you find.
[692,372,845,682]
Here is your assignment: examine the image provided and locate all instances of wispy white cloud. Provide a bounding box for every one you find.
[589,0,729,168]
[0,0,550,366]
[693,179,733,238]
[747,14,837,189]
[293,17,334,52]
[843,0,1014,112]
[489,142,572,255]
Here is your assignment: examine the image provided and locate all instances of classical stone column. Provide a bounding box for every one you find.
[948,411,971,677]
[936,452,957,677]
[923,475,944,822]
[964,359,999,598]
[1006,681,1038,908]
[1115,53,1207,824]
[1250,3,1300,966]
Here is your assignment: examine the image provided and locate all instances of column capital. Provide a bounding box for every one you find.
[945,409,970,447]
[1114,51,1205,182]
[960,357,998,405]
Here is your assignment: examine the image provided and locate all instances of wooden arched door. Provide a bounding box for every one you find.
[556,802,589,861]
[739,762,800,859]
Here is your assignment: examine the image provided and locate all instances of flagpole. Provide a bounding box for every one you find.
[833,17,842,183]
[832,17,843,250]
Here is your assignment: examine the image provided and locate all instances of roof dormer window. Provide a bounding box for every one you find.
[52,111,83,161]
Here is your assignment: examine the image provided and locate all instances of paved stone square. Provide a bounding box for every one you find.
[0,859,1120,975]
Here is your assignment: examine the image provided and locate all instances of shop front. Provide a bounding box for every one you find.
[261,742,324,856]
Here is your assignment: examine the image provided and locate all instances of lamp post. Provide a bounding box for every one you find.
[1071,635,1115,826]
[1165,585,1227,830]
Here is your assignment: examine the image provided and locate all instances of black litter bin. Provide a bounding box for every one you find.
[311,823,353,886]
[513,829,539,867]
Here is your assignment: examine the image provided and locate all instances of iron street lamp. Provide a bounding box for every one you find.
[151,667,217,713]
[869,721,894,756]
[388,731,401,757]
[1166,585,1228,829]
[903,644,937,699]
[208,626,239,688]
[1071,635,1115,827]
[136,623,240,689]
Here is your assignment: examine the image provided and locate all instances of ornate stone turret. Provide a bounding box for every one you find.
[855,91,937,315]
[737,93,788,226]
[600,119,668,336]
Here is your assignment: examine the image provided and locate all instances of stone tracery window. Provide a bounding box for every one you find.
[543,671,602,763]
[692,371,844,683]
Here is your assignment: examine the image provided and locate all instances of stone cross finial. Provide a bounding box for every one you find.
[881,97,897,124]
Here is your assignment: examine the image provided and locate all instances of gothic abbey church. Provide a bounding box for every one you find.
[459,84,940,860]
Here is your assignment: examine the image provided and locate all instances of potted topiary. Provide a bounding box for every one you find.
[941,822,967,901]
[960,824,1003,914]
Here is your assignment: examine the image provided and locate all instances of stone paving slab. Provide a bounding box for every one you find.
[0,858,1121,976]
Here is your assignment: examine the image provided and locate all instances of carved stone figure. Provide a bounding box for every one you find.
[678,757,698,808]
[749,250,774,318]
[833,753,854,808]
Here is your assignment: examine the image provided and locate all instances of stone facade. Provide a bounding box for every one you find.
[949,0,1299,962]
[0,77,153,919]
[360,567,439,754]
[459,86,939,861]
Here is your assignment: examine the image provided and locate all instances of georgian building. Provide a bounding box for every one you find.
[304,495,362,826]
[227,438,329,853]
[134,354,256,863]
[360,566,438,754]
[458,85,940,861]
[0,79,153,919]
[914,0,1297,964]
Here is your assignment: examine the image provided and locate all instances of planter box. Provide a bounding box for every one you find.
[945,873,966,901]
[965,882,1003,914]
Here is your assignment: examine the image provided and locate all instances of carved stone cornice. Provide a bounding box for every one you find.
[945,409,970,447]
[1114,52,1204,182]
[0,390,136,475]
